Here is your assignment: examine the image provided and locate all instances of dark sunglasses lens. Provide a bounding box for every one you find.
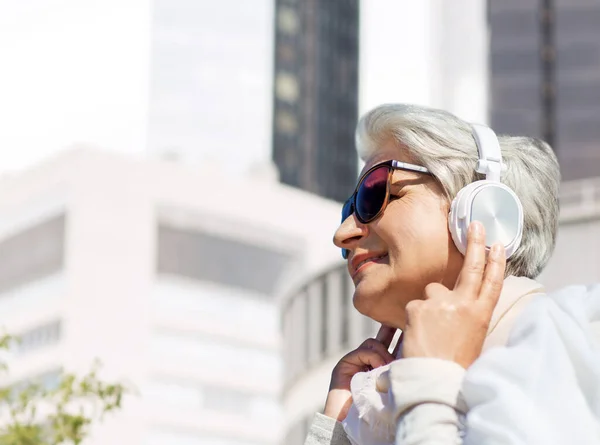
[356,166,389,222]
[341,198,354,222]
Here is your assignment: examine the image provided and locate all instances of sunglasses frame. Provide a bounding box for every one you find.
[341,159,433,259]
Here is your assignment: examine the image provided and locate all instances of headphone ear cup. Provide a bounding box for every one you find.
[448,186,470,256]
[448,181,524,259]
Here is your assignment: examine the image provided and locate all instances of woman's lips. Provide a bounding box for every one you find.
[352,253,389,278]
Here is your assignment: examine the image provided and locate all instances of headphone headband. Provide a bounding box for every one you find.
[471,123,506,183]
[448,123,523,259]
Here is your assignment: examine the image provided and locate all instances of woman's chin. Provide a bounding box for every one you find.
[352,280,388,317]
[352,275,411,326]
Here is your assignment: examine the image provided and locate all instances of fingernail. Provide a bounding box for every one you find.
[491,243,503,257]
[470,221,483,235]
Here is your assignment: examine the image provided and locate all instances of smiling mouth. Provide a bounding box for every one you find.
[353,254,389,276]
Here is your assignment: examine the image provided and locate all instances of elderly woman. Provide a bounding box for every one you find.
[304,104,600,445]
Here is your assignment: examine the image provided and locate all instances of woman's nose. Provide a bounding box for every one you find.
[333,215,368,253]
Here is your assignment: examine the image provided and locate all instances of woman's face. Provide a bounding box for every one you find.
[333,139,464,329]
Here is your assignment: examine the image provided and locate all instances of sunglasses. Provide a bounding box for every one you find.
[340,160,433,259]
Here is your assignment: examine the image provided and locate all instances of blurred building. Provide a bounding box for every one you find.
[270,0,493,202]
[272,0,360,202]
[489,0,600,180]
[146,0,275,173]
[537,177,600,288]
[0,148,342,445]
[280,264,379,444]
[280,175,600,445]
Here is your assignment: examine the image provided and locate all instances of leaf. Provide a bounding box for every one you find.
[0,349,129,445]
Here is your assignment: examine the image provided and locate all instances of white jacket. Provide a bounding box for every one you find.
[305,277,600,445]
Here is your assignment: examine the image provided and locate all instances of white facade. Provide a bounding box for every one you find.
[281,177,600,444]
[0,148,342,445]
[0,0,274,176]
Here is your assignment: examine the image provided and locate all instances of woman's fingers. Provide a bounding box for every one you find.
[375,324,397,349]
[341,338,395,368]
[354,348,392,369]
[454,221,487,298]
[362,338,395,363]
[478,242,506,310]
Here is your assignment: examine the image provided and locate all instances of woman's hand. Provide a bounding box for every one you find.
[323,325,397,421]
[402,221,506,369]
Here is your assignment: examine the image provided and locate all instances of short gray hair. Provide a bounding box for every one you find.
[356,103,561,278]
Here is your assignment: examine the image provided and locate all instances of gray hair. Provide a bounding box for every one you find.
[356,103,561,278]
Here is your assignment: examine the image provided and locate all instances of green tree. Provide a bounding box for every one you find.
[0,334,128,445]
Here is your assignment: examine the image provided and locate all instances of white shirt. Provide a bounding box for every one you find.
[305,276,546,445]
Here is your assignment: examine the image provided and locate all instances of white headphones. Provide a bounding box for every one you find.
[448,124,523,259]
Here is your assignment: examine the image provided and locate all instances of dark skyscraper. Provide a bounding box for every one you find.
[272,0,360,202]
[489,0,600,181]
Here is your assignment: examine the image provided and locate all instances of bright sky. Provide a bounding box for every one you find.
[0,0,151,174]
[0,0,486,176]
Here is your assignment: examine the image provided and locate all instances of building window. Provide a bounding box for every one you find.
[14,320,61,356]
[38,368,62,391]
[277,43,296,64]
[157,225,294,295]
[275,110,299,135]
[275,72,300,102]
[0,214,65,295]
[12,368,63,394]
[278,7,300,35]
